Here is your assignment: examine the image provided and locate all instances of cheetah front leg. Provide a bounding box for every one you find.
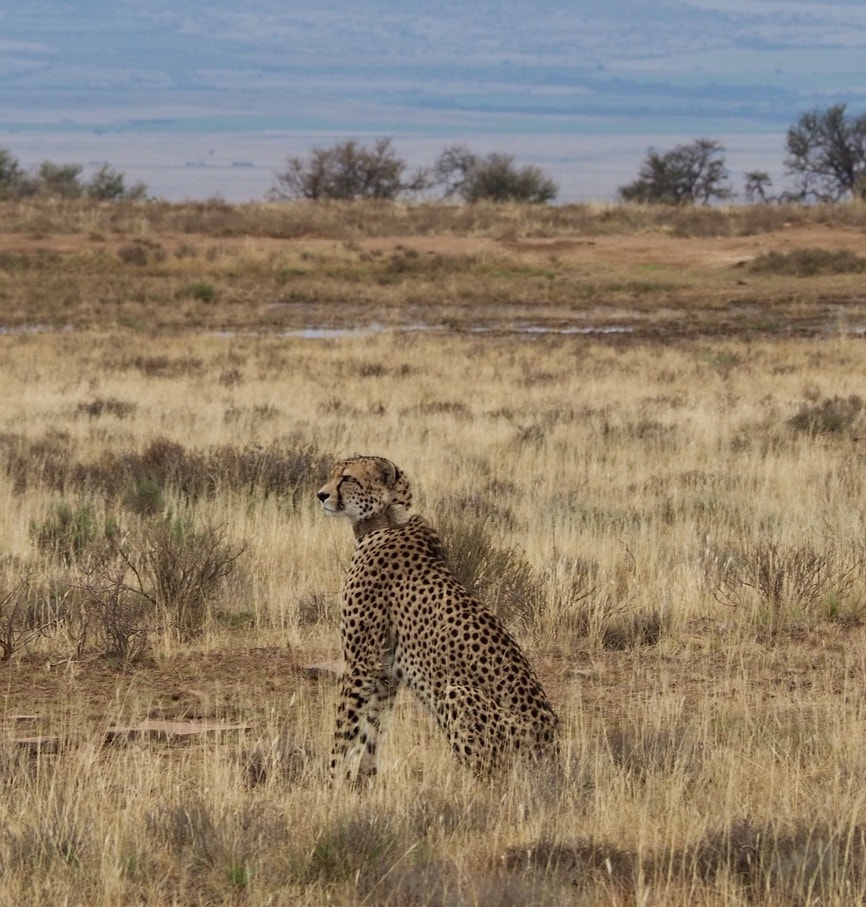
[331,668,399,784]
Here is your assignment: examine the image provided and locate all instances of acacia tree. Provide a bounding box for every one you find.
[433,145,558,203]
[785,104,866,202]
[0,148,27,199]
[87,163,147,200]
[270,138,427,201]
[744,170,774,204]
[619,138,732,205]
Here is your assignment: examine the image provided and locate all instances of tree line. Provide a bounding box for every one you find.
[620,105,866,205]
[267,138,558,204]
[0,153,146,201]
[271,104,864,205]
[1,104,863,206]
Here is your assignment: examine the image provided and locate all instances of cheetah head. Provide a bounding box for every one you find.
[317,456,412,534]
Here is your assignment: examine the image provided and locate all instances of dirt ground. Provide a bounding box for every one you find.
[3,616,862,765]
[2,221,864,265]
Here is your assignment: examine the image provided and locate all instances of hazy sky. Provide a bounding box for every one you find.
[2,1,864,202]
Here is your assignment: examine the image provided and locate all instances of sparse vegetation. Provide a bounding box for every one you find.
[270,137,427,201]
[0,198,863,336]
[0,147,146,200]
[785,104,866,202]
[433,145,559,203]
[269,137,559,203]
[619,138,732,205]
[0,198,865,904]
[787,394,865,436]
[749,247,866,276]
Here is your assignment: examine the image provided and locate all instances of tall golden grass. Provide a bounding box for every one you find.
[1,329,865,904]
[0,200,865,904]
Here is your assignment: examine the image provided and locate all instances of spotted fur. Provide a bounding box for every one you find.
[318,455,558,783]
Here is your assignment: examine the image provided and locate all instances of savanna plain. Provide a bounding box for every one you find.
[1,198,866,906]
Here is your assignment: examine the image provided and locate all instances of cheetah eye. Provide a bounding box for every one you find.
[340,475,359,486]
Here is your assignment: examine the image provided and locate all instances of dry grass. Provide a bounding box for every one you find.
[1,197,864,337]
[2,196,866,240]
[1,200,866,904]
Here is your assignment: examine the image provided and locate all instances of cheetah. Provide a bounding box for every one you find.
[317,455,558,783]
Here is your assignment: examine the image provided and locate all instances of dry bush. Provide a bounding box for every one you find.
[73,558,154,661]
[0,582,61,660]
[662,818,866,902]
[433,512,545,628]
[605,721,703,782]
[505,819,866,903]
[749,247,866,276]
[140,516,243,642]
[238,725,312,787]
[74,397,137,420]
[0,430,75,495]
[1,800,86,876]
[301,810,404,889]
[711,539,864,632]
[6,435,329,511]
[32,510,246,656]
[123,355,205,378]
[565,596,665,651]
[31,500,117,564]
[501,837,638,897]
[145,799,224,871]
[787,394,864,437]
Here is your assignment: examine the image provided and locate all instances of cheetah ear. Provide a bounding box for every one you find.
[379,458,398,488]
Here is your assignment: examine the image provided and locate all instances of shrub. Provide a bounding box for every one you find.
[434,513,545,627]
[86,163,146,200]
[4,435,330,512]
[32,501,116,564]
[303,811,400,887]
[666,818,866,901]
[749,247,866,277]
[145,799,223,869]
[182,281,216,302]
[0,583,62,660]
[566,595,664,651]
[0,147,27,200]
[37,161,83,199]
[122,478,165,516]
[712,539,864,632]
[787,395,864,436]
[75,397,137,420]
[117,240,165,266]
[74,558,154,661]
[47,510,244,657]
[433,145,558,203]
[142,516,243,641]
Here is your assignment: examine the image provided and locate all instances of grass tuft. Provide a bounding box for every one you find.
[787,394,864,437]
[749,247,866,276]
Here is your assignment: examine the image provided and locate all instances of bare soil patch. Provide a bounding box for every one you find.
[4,617,862,769]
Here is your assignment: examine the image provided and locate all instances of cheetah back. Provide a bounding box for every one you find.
[340,515,557,773]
